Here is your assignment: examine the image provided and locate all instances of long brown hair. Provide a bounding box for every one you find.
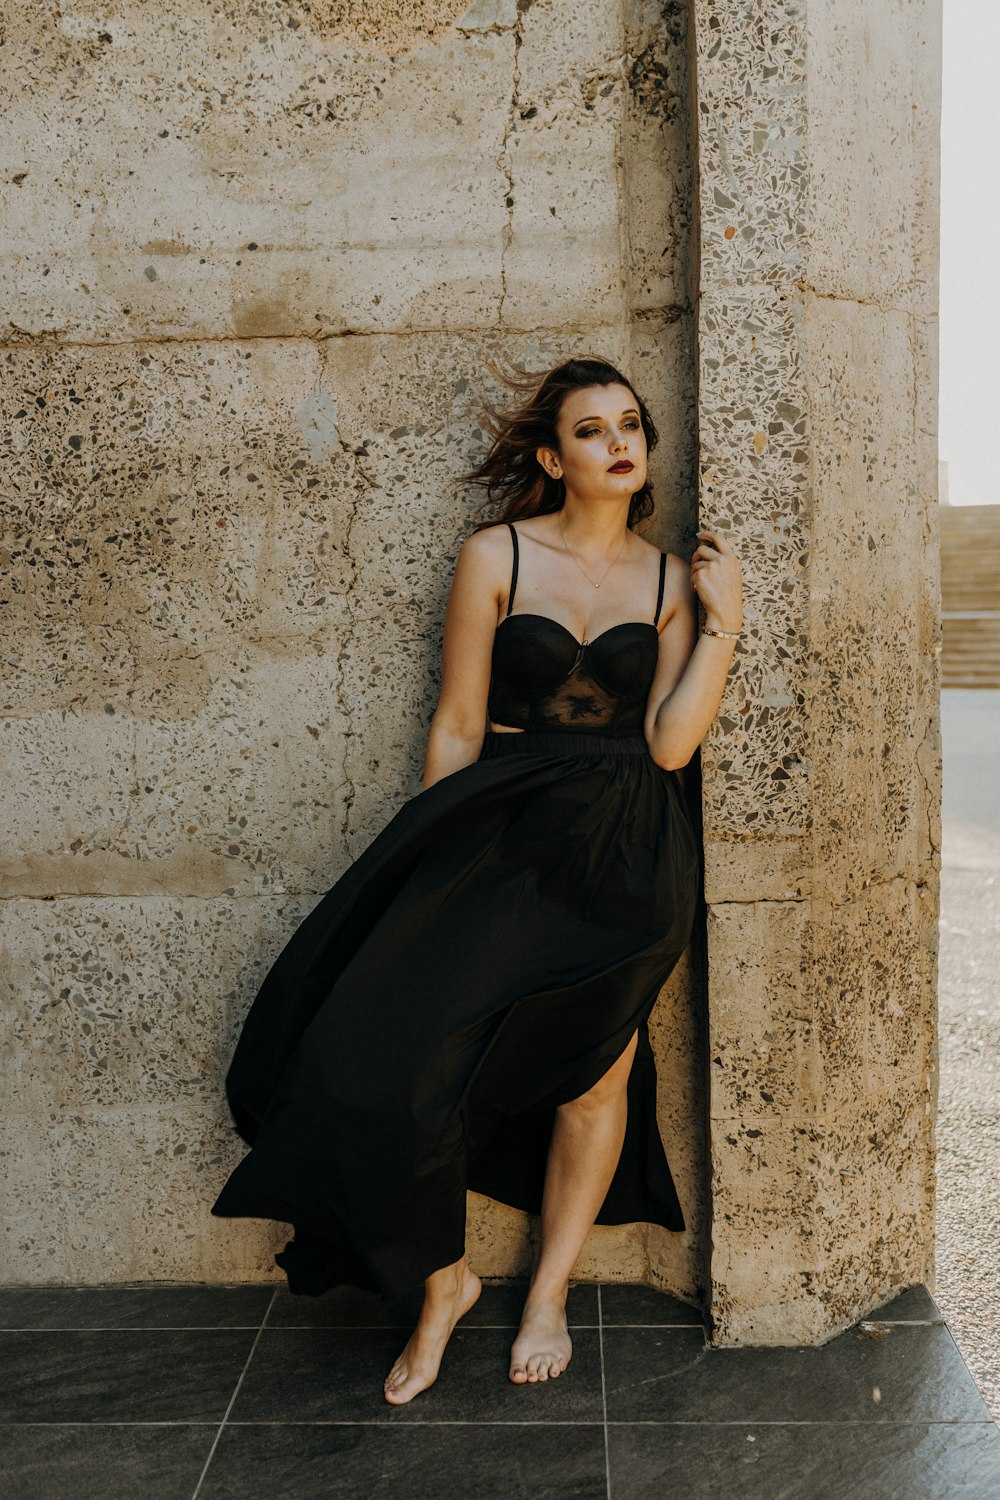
[462,355,659,533]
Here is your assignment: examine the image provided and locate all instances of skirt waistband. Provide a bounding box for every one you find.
[479,729,652,759]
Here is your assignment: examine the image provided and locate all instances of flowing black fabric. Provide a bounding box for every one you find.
[210,723,701,1319]
[211,531,698,1315]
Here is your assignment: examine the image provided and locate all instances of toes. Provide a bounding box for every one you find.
[384,1372,421,1405]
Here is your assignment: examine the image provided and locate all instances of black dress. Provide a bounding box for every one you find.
[211,521,701,1319]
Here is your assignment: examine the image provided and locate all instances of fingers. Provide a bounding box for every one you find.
[692,532,741,571]
[695,528,733,551]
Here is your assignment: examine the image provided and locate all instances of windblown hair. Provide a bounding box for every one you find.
[462,355,659,533]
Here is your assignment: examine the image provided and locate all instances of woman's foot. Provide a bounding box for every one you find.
[509,1282,573,1383]
[383,1260,482,1405]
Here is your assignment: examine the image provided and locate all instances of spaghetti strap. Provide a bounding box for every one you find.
[505,521,519,617]
[653,550,667,626]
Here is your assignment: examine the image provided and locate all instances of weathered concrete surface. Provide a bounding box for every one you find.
[0,2,703,1300]
[693,0,942,1342]
[1,0,944,1343]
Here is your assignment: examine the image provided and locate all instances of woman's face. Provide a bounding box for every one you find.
[538,383,648,501]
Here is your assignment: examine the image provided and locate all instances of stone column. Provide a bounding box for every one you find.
[691,0,943,1343]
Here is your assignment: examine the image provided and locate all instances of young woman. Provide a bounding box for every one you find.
[211,355,743,1407]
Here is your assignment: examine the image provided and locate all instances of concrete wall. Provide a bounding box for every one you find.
[0,2,705,1301]
[1,0,942,1349]
[693,0,942,1343]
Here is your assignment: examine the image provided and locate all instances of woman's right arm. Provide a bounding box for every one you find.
[422,527,505,791]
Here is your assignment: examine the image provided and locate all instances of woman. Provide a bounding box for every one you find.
[210,355,743,1407]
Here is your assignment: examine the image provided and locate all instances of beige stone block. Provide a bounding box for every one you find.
[708,1069,935,1344]
[0,892,318,1118]
[646,944,706,1305]
[488,0,686,329]
[0,1098,279,1286]
[0,715,133,896]
[0,339,357,661]
[502,109,625,329]
[693,1,940,313]
[0,636,352,900]
[804,0,942,311]
[703,837,811,903]
[627,313,698,553]
[803,295,936,902]
[692,2,808,293]
[709,1211,824,1346]
[707,900,822,1120]
[515,0,623,106]
[465,1193,534,1280]
[575,1224,648,1285]
[338,603,445,848]
[1,20,513,341]
[132,636,352,896]
[694,285,810,840]
[0,1111,70,1282]
[622,0,694,313]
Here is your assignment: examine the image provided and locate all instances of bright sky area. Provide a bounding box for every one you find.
[939,0,998,503]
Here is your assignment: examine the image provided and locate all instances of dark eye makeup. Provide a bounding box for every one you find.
[575,419,641,439]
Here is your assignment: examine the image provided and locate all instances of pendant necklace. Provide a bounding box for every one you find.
[554,513,626,588]
[557,512,629,648]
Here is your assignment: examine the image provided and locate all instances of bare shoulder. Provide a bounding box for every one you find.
[630,533,680,564]
[459,521,514,568]
[453,521,514,595]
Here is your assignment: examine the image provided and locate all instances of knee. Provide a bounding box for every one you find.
[558,1030,638,1114]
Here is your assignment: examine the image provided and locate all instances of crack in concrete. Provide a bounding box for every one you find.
[495,8,525,327]
[707,896,808,906]
[708,867,930,909]
[101,648,141,878]
[790,281,937,323]
[333,436,377,851]
[0,315,682,354]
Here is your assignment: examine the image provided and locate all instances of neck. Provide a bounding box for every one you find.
[557,496,632,552]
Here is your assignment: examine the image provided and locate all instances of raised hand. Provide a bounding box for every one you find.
[690,529,743,633]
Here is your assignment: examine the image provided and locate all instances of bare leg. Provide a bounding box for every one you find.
[383,1253,482,1404]
[509,1030,638,1383]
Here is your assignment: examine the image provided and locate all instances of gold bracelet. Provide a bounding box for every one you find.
[702,625,742,640]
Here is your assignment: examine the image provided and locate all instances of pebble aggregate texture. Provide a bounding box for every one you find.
[0,0,944,1349]
[694,0,943,1343]
[0,3,706,1300]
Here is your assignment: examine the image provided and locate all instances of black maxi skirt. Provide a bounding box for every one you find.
[210,727,701,1320]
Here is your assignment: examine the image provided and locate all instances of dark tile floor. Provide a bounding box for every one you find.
[1,1279,998,1499]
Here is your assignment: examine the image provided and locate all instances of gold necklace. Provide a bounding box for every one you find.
[557,512,629,589]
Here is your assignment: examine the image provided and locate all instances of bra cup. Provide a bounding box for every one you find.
[585,632,660,697]
[492,618,580,692]
[488,614,660,734]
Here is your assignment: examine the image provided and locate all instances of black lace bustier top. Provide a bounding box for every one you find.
[487,522,666,736]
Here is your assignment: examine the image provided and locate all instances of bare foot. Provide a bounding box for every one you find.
[383,1262,482,1405]
[509,1285,573,1383]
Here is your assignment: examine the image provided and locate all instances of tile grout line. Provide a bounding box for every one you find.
[3,1418,997,1429]
[597,1285,611,1500]
[189,1286,278,1500]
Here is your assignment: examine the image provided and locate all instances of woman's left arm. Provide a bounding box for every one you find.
[644,530,743,772]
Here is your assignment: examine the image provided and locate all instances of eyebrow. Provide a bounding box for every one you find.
[573,408,640,427]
